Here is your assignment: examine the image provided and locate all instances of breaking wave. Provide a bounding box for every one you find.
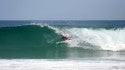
[0,23,125,58]
[61,28,125,51]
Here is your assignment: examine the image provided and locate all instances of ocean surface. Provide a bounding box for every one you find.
[0,20,125,70]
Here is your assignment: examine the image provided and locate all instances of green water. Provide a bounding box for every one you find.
[0,21,125,59]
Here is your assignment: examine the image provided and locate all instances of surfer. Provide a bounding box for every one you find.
[61,34,70,41]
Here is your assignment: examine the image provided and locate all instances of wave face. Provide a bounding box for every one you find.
[0,25,67,58]
[0,25,60,47]
[0,21,125,58]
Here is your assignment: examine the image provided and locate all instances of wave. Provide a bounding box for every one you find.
[0,24,125,58]
[0,24,125,51]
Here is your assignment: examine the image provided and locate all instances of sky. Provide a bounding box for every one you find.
[0,0,125,20]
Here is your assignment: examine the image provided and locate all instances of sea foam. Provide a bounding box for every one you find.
[59,27,125,51]
[0,59,125,70]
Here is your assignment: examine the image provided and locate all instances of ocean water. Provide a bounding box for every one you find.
[0,20,125,70]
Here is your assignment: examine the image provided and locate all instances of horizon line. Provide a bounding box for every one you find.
[0,19,125,21]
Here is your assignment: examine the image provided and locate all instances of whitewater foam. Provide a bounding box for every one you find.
[0,59,125,70]
[60,28,125,51]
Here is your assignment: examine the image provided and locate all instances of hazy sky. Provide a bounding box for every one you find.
[0,0,125,20]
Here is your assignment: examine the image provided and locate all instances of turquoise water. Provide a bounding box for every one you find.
[0,20,125,59]
[0,20,125,70]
